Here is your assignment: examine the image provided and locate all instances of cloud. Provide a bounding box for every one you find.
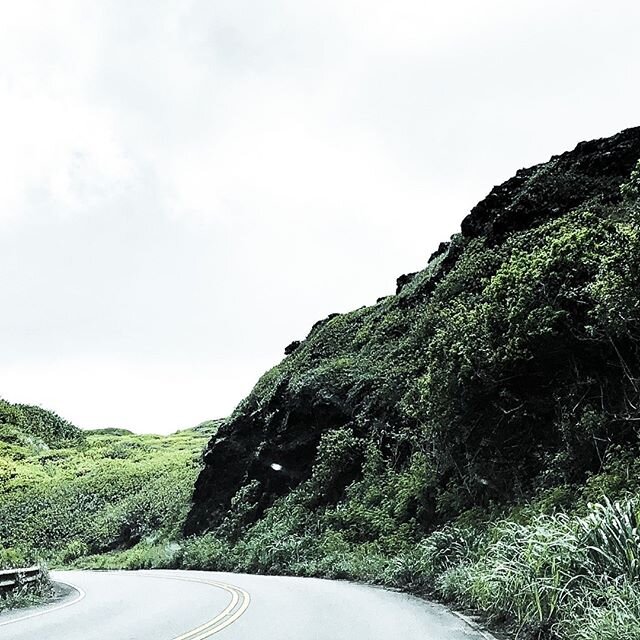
[0,0,638,431]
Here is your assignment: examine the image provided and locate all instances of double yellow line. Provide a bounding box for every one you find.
[142,572,251,639]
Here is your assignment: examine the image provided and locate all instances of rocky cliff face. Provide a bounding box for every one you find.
[185,127,640,536]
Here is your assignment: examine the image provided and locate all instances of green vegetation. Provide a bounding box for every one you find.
[0,399,83,451]
[3,133,640,639]
[79,163,640,638]
[178,144,640,639]
[0,399,214,572]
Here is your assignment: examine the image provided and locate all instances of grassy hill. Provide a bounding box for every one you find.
[0,398,84,451]
[0,399,214,569]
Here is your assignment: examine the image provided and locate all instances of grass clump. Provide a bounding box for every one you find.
[0,573,53,614]
[435,497,640,639]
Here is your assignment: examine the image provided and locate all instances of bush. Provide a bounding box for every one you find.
[0,428,211,564]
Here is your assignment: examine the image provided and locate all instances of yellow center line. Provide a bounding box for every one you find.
[137,571,251,639]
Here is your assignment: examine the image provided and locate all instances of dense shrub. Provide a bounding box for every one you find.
[0,426,211,564]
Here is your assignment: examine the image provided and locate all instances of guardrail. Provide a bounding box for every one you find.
[0,566,42,594]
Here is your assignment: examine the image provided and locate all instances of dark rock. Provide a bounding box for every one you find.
[284,340,301,355]
[395,272,417,294]
[461,127,640,240]
[184,378,352,535]
[427,241,450,263]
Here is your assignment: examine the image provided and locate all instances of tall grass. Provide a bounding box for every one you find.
[560,580,640,640]
[579,497,640,580]
[436,497,640,639]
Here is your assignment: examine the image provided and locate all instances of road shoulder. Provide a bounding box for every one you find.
[0,579,83,626]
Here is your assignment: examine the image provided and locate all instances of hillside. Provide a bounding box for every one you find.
[0,398,84,452]
[0,401,213,568]
[177,127,640,639]
[187,127,640,535]
[4,128,640,638]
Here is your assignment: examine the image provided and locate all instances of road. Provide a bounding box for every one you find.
[0,570,493,639]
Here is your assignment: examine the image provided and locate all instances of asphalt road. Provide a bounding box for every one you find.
[0,570,492,639]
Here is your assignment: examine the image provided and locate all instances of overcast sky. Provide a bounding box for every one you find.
[1,0,639,433]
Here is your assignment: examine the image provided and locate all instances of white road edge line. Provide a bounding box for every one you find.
[0,580,86,628]
[450,609,498,640]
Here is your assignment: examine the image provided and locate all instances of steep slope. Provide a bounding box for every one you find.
[187,127,640,538]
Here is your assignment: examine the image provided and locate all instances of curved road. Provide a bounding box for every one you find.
[0,570,492,639]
